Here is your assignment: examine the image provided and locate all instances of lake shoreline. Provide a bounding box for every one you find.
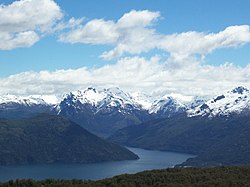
[0,147,194,182]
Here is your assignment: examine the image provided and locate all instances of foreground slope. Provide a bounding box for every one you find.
[1,167,250,187]
[0,114,138,165]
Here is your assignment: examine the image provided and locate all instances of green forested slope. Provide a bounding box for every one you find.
[109,115,250,166]
[0,114,138,165]
[1,166,250,187]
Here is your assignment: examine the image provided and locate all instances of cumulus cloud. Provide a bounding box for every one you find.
[160,25,250,62]
[1,56,250,98]
[60,10,250,61]
[0,31,39,50]
[0,0,63,50]
[59,10,161,60]
[1,5,250,98]
[59,19,118,45]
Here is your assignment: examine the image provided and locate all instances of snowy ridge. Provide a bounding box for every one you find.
[58,87,191,116]
[99,87,139,109]
[149,95,187,117]
[2,86,250,119]
[58,87,145,115]
[187,86,250,118]
[130,92,154,110]
[69,88,105,106]
[0,94,58,106]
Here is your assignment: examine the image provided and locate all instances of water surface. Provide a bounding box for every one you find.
[0,147,194,182]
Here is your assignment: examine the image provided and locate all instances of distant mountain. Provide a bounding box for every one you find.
[107,86,250,167]
[57,87,150,137]
[187,86,250,118]
[0,95,57,118]
[130,92,154,110]
[57,87,148,116]
[149,96,187,118]
[109,115,250,166]
[3,86,250,138]
[0,114,138,165]
[2,86,250,166]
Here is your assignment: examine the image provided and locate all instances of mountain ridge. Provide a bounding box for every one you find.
[0,114,138,165]
[2,86,249,118]
[1,86,250,137]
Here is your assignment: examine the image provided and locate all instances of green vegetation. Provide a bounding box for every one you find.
[1,166,250,186]
[0,114,138,165]
[109,115,250,166]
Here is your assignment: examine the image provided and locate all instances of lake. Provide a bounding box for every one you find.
[0,147,194,182]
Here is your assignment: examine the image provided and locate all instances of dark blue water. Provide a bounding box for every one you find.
[0,147,194,182]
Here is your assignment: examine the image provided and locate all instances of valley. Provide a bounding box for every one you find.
[1,86,250,167]
[1,0,249,185]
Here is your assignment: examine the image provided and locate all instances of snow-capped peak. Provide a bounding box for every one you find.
[0,94,57,106]
[149,95,186,117]
[30,95,59,105]
[58,87,146,115]
[130,92,154,110]
[104,87,133,104]
[231,86,249,94]
[187,86,250,118]
[72,87,105,106]
[5,86,250,119]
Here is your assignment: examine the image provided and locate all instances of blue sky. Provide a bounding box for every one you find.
[0,0,250,97]
[1,0,250,77]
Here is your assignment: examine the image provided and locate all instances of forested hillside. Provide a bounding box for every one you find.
[1,167,250,187]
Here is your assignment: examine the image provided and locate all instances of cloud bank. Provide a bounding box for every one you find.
[1,56,250,98]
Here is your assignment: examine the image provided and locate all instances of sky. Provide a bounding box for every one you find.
[0,0,250,98]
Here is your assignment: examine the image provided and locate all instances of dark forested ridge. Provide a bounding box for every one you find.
[0,114,138,165]
[109,115,250,166]
[1,166,250,187]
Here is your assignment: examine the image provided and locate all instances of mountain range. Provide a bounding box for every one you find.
[1,86,250,133]
[1,86,250,166]
[109,86,250,166]
[0,87,189,137]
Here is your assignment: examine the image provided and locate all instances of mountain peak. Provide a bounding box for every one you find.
[85,87,97,93]
[187,86,250,118]
[231,86,249,94]
[149,96,186,117]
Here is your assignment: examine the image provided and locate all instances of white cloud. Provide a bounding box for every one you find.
[0,0,63,50]
[117,10,160,28]
[160,25,250,61]
[1,6,250,99]
[59,19,118,44]
[0,31,39,50]
[1,56,250,98]
[2,3,250,63]
[59,10,250,62]
[59,10,161,60]
[54,17,85,31]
